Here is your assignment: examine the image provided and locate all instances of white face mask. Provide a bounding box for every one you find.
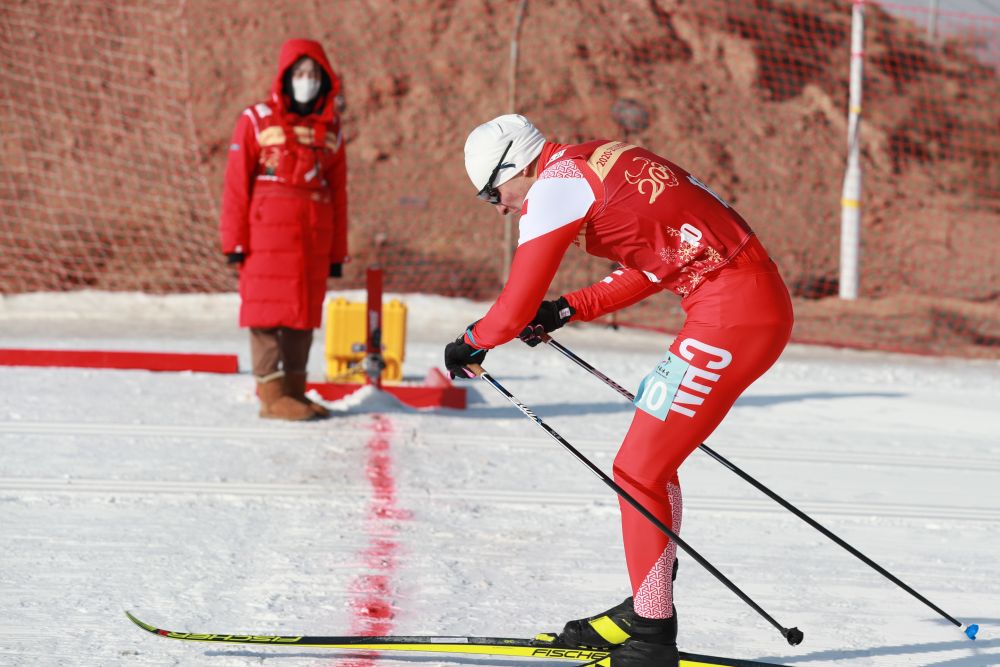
[292,77,320,104]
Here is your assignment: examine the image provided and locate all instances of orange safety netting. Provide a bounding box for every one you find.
[1,0,997,357]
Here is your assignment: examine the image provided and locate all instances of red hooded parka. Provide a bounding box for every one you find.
[220,39,348,329]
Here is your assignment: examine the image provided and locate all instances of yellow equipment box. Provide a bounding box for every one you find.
[325,298,407,383]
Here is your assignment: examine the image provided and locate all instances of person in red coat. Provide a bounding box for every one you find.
[220,38,348,420]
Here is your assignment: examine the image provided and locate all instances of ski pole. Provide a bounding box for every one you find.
[542,336,980,641]
[466,363,804,647]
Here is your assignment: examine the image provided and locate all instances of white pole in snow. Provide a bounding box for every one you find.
[928,0,940,42]
[840,0,865,300]
[503,0,529,286]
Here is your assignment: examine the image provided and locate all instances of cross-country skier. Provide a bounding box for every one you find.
[444,114,794,667]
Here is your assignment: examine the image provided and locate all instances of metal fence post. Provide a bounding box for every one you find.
[839,0,865,300]
[502,0,529,287]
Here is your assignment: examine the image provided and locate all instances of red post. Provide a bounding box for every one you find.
[365,266,384,389]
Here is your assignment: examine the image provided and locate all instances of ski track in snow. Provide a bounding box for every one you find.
[1,291,998,667]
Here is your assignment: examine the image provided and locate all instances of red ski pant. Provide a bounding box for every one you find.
[613,239,793,619]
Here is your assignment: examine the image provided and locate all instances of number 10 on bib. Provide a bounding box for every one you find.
[633,353,690,421]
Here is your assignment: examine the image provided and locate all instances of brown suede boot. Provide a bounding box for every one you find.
[256,373,314,421]
[283,371,331,418]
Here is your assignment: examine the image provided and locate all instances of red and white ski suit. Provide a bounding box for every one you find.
[466,140,793,619]
[219,39,348,330]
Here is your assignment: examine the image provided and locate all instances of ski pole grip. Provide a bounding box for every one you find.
[465,363,485,377]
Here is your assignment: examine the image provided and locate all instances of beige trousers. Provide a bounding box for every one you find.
[249,327,314,378]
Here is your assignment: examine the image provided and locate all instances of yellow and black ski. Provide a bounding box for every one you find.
[126,611,789,667]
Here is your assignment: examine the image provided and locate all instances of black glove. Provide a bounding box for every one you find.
[225,252,245,265]
[518,296,575,347]
[329,263,343,278]
[444,330,487,379]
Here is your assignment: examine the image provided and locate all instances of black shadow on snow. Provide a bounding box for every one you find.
[443,387,907,420]
[205,648,534,666]
[760,635,998,667]
[734,391,906,407]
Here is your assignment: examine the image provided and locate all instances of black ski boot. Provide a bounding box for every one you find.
[559,597,636,649]
[559,559,679,650]
[605,613,679,667]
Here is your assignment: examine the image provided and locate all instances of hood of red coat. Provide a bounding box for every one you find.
[270,38,341,122]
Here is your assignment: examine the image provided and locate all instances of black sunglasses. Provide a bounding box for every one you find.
[476,140,515,205]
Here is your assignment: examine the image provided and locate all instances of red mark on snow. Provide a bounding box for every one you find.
[341,414,409,666]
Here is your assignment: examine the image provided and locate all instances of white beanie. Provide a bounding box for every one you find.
[464,114,546,191]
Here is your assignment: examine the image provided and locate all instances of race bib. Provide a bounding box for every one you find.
[633,353,690,421]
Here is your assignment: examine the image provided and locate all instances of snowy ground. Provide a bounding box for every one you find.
[1,291,998,667]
